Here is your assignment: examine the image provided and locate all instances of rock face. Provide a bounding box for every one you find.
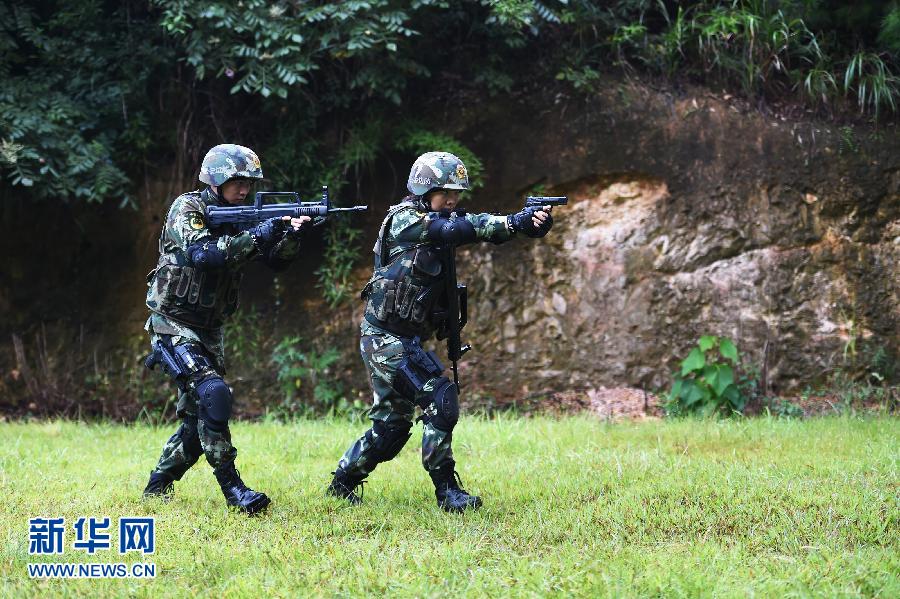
[1,81,896,413]
[450,86,899,400]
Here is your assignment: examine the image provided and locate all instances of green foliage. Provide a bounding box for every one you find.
[0,1,167,202]
[315,219,363,307]
[878,2,900,53]
[270,336,357,416]
[155,0,427,103]
[395,128,485,190]
[762,396,805,418]
[222,305,268,365]
[603,1,900,118]
[843,51,899,115]
[7,0,900,207]
[665,335,749,416]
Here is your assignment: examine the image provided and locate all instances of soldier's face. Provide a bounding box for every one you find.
[218,179,252,205]
[428,190,460,211]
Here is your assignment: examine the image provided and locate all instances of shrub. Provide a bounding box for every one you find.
[666,335,749,416]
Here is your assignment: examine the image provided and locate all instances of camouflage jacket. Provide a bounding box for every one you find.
[362,199,512,339]
[146,188,301,330]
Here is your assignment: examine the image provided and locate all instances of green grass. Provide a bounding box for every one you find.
[0,416,897,597]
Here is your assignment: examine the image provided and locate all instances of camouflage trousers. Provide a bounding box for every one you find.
[145,314,237,477]
[337,321,455,479]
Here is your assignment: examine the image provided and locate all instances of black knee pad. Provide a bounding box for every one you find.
[196,376,233,433]
[429,377,459,432]
[365,420,413,463]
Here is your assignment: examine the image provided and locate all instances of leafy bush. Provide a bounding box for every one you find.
[0,0,167,202]
[271,336,358,417]
[610,1,900,118]
[665,335,749,416]
[843,51,899,115]
[395,128,485,191]
[315,219,363,307]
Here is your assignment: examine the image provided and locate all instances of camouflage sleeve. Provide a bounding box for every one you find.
[390,207,429,243]
[389,207,512,245]
[464,212,513,244]
[165,195,258,266]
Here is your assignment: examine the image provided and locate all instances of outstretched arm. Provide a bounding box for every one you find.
[166,196,288,271]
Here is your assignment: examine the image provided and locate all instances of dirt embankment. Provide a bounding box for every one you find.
[1,81,897,415]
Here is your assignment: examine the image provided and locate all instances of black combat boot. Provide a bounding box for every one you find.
[430,465,482,513]
[326,468,366,505]
[142,471,175,500]
[213,463,271,515]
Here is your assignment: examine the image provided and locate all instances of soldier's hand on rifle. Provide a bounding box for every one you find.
[249,216,287,247]
[281,215,311,238]
[508,205,553,238]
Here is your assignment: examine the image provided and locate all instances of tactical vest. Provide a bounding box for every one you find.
[145,190,244,330]
[362,201,447,338]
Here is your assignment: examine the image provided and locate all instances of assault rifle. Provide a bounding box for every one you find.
[205,186,367,229]
[437,210,471,392]
[440,196,566,390]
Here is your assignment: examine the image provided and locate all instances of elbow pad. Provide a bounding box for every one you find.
[186,238,227,270]
[426,216,477,246]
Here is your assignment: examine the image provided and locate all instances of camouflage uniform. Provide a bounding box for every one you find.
[146,169,302,481]
[329,151,552,511]
[336,200,512,479]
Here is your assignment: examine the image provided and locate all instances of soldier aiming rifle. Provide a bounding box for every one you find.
[141,143,364,515]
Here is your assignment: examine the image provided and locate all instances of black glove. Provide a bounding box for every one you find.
[508,208,553,238]
[282,221,305,241]
[248,217,286,247]
[426,215,477,246]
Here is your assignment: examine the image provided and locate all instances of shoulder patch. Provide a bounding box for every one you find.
[188,213,206,230]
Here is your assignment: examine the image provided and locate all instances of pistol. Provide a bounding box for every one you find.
[524,196,568,209]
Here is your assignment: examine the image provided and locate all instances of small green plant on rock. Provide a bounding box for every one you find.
[666,335,748,417]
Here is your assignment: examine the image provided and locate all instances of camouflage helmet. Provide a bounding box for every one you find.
[406,151,470,196]
[199,144,264,186]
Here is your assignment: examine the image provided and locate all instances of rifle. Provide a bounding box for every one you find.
[438,197,566,389]
[439,210,471,392]
[205,186,367,230]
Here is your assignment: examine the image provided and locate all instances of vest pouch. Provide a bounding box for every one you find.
[395,281,411,320]
[398,281,426,321]
[174,266,194,300]
[375,279,397,321]
[412,247,442,278]
[187,270,204,305]
[147,264,176,311]
[410,284,436,323]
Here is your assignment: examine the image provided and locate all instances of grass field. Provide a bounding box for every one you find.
[0,416,897,597]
